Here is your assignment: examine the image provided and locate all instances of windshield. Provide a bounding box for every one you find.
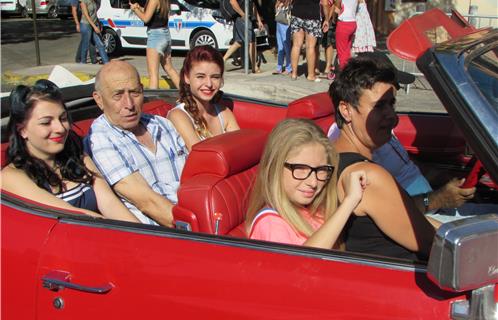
[467,47,498,111]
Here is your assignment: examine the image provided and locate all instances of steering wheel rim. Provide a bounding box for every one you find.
[461,157,483,188]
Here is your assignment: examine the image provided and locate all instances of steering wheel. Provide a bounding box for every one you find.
[461,157,483,188]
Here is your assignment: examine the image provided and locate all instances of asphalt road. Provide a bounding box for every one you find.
[0,17,190,71]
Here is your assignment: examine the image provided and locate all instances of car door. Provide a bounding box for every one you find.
[31,214,463,319]
[168,0,192,49]
[1,196,59,320]
[98,0,146,48]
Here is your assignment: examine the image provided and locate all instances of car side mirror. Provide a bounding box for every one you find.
[170,3,180,15]
[427,214,498,318]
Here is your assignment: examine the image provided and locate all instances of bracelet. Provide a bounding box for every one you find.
[423,192,430,212]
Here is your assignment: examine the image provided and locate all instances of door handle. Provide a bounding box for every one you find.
[42,270,113,294]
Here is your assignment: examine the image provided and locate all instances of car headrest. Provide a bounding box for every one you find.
[286,92,334,119]
[181,129,268,182]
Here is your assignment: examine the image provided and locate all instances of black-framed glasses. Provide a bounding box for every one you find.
[284,162,334,182]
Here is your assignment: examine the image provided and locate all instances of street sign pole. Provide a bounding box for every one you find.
[243,0,249,74]
[31,0,41,66]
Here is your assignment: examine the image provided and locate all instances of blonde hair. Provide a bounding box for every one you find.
[246,118,339,237]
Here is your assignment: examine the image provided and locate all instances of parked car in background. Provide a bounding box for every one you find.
[26,0,58,18]
[1,8,497,319]
[99,0,234,55]
[55,0,74,19]
[0,0,27,17]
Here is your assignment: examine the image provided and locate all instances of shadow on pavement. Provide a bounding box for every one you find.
[1,19,78,44]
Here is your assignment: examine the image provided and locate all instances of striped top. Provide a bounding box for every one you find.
[44,182,99,212]
[84,113,188,225]
[56,183,98,212]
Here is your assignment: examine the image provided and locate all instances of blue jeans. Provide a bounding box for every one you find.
[75,38,96,63]
[276,22,291,73]
[80,23,109,64]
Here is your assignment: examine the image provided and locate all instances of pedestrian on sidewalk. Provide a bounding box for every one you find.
[272,0,292,75]
[72,0,96,63]
[335,0,358,71]
[352,0,376,53]
[289,0,329,82]
[222,0,265,73]
[79,0,109,64]
[321,0,337,80]
[130,0,180,89]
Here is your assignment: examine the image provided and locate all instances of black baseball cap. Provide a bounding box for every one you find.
[357,51,416,88]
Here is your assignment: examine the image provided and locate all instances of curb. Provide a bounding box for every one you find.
[1,71,175,91]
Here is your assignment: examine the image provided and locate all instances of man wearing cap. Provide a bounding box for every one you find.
[329,51,491,224]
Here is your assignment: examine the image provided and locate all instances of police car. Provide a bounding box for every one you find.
[98,0,234,55]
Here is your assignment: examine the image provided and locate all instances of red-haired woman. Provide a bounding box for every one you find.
[167,45,240,151]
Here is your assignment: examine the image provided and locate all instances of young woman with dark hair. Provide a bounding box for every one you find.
[168,45,240,151]
[130,0,179,89]
[1,80,139,223]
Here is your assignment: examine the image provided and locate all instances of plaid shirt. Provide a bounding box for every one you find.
[84,114,188,225]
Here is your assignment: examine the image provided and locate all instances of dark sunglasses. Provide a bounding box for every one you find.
[284,162,334,182]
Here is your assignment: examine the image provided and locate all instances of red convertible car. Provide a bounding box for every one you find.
[2,9,497,319]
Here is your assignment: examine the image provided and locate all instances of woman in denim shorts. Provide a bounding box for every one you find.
[289,0,330,82]
[131,0,179,89]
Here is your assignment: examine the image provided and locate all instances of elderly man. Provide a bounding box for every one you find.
[85,61,188,227]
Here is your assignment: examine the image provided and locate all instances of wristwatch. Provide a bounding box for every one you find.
[423,193,430,212]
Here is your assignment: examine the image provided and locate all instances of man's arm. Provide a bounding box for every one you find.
[413,178,476,213]
[253,3,264,30]
[71,0,80,32]
[113,172,174,227]
[321,0,330,32]
[229,0,245,17]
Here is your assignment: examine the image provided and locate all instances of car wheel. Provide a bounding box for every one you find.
[102,28,121,56]
[47,6,57,18]
[190,30,218,49]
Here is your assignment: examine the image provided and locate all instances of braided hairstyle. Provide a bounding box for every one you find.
[6,79,94,193]
[178,45,224,139]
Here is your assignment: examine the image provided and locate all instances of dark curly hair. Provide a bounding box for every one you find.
[6,79,94,193]
[178,45,224,139]
[329,56,397,128]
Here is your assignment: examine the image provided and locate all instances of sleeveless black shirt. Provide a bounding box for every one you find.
[338,152,424,261]
[147,10,168,30]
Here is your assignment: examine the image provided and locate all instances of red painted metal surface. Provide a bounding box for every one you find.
[387,8,479,62]
[1,205,58,319]
[1,209,462,319]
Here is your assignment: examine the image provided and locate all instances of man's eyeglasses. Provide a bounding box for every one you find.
[284,162,334,182]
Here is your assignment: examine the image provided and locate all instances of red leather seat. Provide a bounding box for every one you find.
[1,142,9,168]
[286,92,335,133]
[173,129,268,237]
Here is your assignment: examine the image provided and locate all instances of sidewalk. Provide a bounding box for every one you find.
[0,48,445,113]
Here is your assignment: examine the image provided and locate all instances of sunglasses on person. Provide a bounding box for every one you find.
[284,162,334,182]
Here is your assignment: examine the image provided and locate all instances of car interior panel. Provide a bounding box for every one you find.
[393,114,466,157]
[174,129,267,236]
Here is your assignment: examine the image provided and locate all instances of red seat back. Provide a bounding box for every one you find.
[286,92,335,133]
[227,100,287,132]
[173,129,268,236]
[1,142,9,168]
